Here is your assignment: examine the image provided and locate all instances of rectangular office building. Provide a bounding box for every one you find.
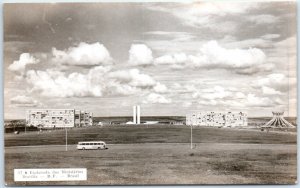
[186,112,247,127]
[26,109,93,129]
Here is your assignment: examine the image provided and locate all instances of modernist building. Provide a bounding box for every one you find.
[133,105,141,124]
[26,109,93,129]
[186,112,247,127]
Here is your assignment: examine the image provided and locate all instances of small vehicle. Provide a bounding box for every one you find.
[77,141,107,150]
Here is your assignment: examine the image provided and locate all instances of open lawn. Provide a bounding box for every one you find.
[5,126,297,185]
[4,125,297,147]
[5,143,297,185]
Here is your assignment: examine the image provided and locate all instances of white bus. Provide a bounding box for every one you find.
[77,141,107,150]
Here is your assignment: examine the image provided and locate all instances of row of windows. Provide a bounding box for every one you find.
[79,143,104,145]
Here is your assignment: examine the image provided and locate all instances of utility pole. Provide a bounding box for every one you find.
[25,121,26,134]
[64,119,68,151]
[190,125,193,149]
[65,127,68,151]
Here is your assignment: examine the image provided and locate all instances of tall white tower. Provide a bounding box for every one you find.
[132,105,141,124]
[133,106,137,124]
[137,105,141,124]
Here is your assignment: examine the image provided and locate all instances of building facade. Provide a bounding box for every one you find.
[26,109,93,129]
[133,105,141,124]
[186,112,247,127]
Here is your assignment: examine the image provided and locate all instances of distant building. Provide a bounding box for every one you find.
[170,121,185,125]
[263,111,295,128]
[186,112,247,127]
[26,109,93,129]
[133,105,141,124]
[143,121,159,125]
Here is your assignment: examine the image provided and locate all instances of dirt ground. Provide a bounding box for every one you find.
[5,143,297,185]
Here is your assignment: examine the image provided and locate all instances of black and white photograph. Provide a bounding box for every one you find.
[4,0,297,185]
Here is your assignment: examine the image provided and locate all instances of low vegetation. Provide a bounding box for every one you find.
[5,125,297,147]
[5,143,297,185]
[5,119,297,185]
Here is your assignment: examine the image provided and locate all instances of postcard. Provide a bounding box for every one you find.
[4,1,297,185]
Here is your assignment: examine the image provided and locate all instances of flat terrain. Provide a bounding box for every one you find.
[5,125,297,185]
[5,125,297,146]
[5,143,296,185]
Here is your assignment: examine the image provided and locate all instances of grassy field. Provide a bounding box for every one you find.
[5,125,297,185]
[4,125,297,147]
[5,143,296,185]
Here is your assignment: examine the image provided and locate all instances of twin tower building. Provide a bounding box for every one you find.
[132,105,141,124]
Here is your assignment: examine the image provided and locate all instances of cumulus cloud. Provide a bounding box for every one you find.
[26,67,107,97]
[190,85,231,102]
[108,69,156,88]
[198,99,218,106]
[261,34,280,40]
[182,101,192,107]
[187,83,276,108]
[262,86,283,95]
[192,86,232,100]
[52,42,112,66]
[153,83,168,93]
[193,41,266,69]
[154,41,267,74]
[245,94,274,107]
[201,86,232,100]
[197,92,274,108]
[10,95,38,107]
[155,53,187,65]
[143,93,172,104]
[171,83,198,95]
[26,66,166,98]
[253,73,295,94]
[257,74,288,89]
[248,14,280,25]
[8,53,40,74]
[128,44,153,66]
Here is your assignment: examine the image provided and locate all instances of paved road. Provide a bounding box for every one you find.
[5,143,297,154]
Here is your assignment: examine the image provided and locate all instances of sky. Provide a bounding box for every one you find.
[4,1,297,119]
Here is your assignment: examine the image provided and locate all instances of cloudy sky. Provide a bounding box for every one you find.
[4,1,297,119]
